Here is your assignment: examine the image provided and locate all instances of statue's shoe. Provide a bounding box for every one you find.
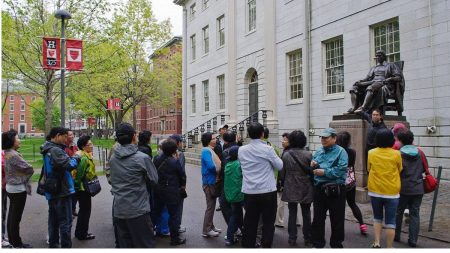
[344,108,356,115]
[354,107,365,113]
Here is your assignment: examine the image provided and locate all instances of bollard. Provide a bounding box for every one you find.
[33,144,36,162]
[428,166,443,232]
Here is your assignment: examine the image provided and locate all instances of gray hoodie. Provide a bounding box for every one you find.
[110,144,158,219]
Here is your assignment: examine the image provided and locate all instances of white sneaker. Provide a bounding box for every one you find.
[202,230,220,237]
[212,227,222,233]
[2,239,12,248]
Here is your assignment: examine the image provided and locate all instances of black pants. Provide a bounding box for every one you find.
[151,191,181,242]
[346,186,364,225]
[115,213,155,248]
[219,191,232,224]
[242,191,277,248]
[311,185,346,248]
[75,191,92,239]
[72,194,78,213]
[288,202,312,242]
[2,189,7,239]
[7,191,27,247]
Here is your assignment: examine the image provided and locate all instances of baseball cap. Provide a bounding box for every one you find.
[170,134,183,143]
[319,128,337,138]
[219,124,229,130]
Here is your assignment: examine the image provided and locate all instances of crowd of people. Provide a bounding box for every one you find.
[0,111,430,248]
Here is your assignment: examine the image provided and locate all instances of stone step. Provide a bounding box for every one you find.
[184,151,201,159]
[185,156,201,166]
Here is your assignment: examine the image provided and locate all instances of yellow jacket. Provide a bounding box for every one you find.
[367,148,403,196]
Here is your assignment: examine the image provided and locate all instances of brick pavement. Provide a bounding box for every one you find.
[345,181,450,243]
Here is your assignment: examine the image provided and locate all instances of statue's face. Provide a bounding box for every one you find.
[376,52,386,63]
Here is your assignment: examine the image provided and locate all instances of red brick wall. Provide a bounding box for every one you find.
[1,93,44,136]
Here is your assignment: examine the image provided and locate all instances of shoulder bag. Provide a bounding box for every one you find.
[418,149,438,193]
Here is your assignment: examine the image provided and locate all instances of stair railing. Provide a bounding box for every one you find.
[228,110,271,141]
[181,114,229,150]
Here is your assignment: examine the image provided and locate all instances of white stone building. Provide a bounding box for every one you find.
[175,0,450,179]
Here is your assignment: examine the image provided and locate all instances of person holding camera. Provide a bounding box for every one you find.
[310,128,348,248]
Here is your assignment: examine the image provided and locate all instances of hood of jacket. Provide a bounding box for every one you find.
[114,144,139,159]
[400,145,419,159]
[40,141,65,154]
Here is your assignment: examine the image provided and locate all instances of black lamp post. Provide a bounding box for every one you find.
[54,9,72,127]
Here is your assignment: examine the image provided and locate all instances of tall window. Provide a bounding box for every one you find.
[203,80,209,112]
[190,3,196,20]
[190,34,196,61]
[202,0,209,10]
[288,50,303,100]
[10,95,14,101]
[248,0,256,32]
[325,37,344,94]
[373,19,400,62]
[191,84,196,114]
[20,103,25,111]
[202,26,209,54]
[20,114,25,121]
[9,124,13,130]
[20,96,25,101]
[217,75,225,110]
[9,103,14,111]
[217,15,225,47]
[9,114,14,121]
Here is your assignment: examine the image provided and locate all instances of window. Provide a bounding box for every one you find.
[288,50,303,100]
[10,95,14,101]
[217,75,225,110]
[247,0,256,32]
[373,19,400,62]
[20,96,25,101]
[190,3,196,21]
[202,0,209,10]
[9,124,13,130]
[324,37,344,94]
[9,114,14,121]
[191,84,196,114]
[217,15,225,47]
[20,103,25,111]
[202,26,209,54]
[31,96,36,101]
[31,125,35,131]
[20,114,25,121]
[190,34,196,61]
[9,103,14,111]
[203,80,209,112]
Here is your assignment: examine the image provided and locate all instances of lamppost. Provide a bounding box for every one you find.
[55,9,72,127]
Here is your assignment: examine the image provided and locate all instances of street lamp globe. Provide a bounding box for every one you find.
[54,9,72,20]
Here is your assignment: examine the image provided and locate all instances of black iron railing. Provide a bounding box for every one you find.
[229,110,270,140]
[181,114,228,150]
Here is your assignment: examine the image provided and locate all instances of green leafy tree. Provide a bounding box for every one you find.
[2,0,111,133]
[30,99,61,131]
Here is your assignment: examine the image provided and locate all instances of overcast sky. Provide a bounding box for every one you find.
[152,0,183,36]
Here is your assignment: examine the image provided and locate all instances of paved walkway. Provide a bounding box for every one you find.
[345,182,450,242]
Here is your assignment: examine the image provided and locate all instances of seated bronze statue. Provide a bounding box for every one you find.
[346,50,405,115]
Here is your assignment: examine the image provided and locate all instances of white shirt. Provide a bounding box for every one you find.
[238,139,283,194]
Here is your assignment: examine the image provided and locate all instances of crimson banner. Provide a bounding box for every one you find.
[107,98,121,110]
[43,37,61,69]
[66,39,83,71]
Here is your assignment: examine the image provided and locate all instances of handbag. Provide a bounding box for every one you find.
[321,183,341,198]
[83,176,101,197]
[36,165,46,195]
[419,149,438,193]
[345,166,356,191]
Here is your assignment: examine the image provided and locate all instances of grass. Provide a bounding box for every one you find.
[30,170,107,183]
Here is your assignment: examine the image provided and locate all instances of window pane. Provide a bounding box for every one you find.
[325,37,344,94]
[374,19,400,61]
[288,50,303,100]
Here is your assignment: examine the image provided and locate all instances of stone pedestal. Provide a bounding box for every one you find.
[330,114,409,203]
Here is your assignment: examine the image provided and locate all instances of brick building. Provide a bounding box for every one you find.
[136,36,183,137]
[1,92,44,137]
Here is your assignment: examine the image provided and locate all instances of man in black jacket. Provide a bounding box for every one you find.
[361,109,386,151]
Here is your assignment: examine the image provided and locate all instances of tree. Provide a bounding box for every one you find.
[70,0,172,130]
[2,0,111,133]
[30,98,61,131]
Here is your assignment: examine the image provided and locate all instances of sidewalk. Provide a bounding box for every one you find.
[345,181,450,242]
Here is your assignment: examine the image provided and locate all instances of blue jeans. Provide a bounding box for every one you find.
[48,196,73,248]
[370,196,399,229]
[227,202,243,242]
[395,194,423,245]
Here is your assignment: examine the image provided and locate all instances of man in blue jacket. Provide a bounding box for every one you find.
[310,128,348,248]
[41,127,81,248]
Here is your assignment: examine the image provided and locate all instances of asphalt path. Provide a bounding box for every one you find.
[13,164,450,248]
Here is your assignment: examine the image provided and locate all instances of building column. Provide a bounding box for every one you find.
[181,6,188,133]
[227,0,237,125]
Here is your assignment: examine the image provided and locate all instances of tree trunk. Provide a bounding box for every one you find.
[132,106,136,128]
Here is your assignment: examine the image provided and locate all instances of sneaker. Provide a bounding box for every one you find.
[360,224,368,235]
[46,234,49,245]
[408,241,417,248]
[202,230,220,237]
[178,227,186,233]
[370,242,381,248]
[225,239,234,246]
[212,227,222,233]
[15,243,33,248]
[170,238,186,246]
[2,239,12,248]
